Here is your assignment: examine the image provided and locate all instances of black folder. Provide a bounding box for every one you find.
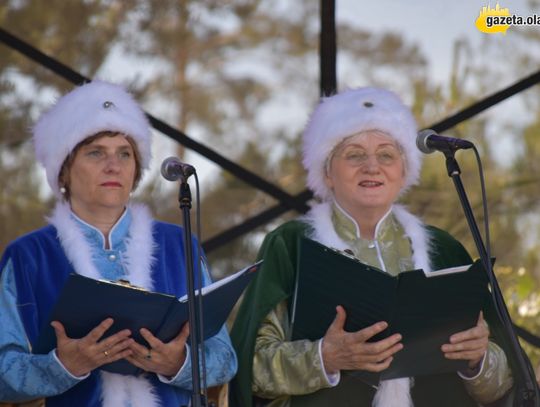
[34,261,260,375]
[291,237,490,384]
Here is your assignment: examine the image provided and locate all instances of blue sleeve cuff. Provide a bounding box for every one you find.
[157,344,191,384]
[52,349,90,381]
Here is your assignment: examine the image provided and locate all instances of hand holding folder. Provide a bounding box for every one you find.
[291,238,490,384]
[34,261,261,375]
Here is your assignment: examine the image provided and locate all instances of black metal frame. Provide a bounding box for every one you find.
[1,24,540,253]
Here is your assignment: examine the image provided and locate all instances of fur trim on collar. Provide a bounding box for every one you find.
[302,202,432,272]
[392,204,432,273]
[48,201,160,407]
[120,204,157,289]
[373,378,413,407]
[48,202,157,289]
[302,201,349,251]
[100,371,159,407]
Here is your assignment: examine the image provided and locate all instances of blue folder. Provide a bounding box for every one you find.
[34,261,260,375]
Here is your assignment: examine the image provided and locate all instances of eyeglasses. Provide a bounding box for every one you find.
[333,145,402,167]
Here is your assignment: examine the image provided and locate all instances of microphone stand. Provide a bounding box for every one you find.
[178,177,207,407]
[443,150,539,407]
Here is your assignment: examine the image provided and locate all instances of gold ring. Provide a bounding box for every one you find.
[145,349,152,360]
[104,350,109,357]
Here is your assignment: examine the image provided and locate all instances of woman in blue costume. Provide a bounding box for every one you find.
[230,87,515,407]
[0,80,237,407]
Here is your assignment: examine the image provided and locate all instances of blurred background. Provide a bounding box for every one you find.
[1,0,540,371]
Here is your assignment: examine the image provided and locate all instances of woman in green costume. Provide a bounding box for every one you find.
[230,87,514,407]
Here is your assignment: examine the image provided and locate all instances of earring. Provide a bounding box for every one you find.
[60,187,66,194]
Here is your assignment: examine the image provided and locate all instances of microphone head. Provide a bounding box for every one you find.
[416,129,437,154]
[160,156,196,181]
[161,156,183,181]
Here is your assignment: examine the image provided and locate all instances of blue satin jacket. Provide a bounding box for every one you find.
[0,209,237,406]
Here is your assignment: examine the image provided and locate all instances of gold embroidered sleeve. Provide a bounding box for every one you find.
[462,341,514,404]
[252,301,333,399]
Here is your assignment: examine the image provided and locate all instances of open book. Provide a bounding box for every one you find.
[34,261,261,375]
[291,237,490,384]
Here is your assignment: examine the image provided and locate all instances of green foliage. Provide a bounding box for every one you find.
[496,265,540,368]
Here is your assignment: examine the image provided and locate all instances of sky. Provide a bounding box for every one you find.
[339,0,535,84]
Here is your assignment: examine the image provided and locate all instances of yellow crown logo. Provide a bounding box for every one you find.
[476,3,511,34]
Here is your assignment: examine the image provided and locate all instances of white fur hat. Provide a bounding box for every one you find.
[33,80,152,198]
[302,87,421,201]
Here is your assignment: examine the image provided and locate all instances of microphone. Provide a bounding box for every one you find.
[160,156,195,181]
[416,129,474,154]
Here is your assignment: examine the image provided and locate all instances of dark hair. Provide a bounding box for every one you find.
[57,131,142,201]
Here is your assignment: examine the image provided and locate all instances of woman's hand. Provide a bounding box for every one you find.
[441,311,489,370]
[52,318,133,377]
[126,323,190,377]
[321,305,403,374]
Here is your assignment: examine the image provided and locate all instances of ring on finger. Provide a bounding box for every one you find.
[104,350,109,357]
[145,349,152,360]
